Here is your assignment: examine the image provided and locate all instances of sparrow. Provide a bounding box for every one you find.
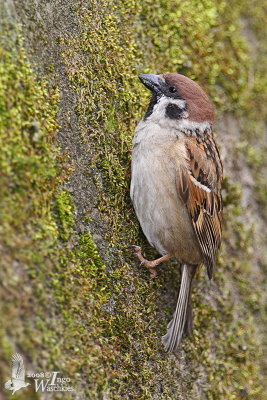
[130,73,223,352]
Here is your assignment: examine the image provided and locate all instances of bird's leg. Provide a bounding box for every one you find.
[131,246,171,278]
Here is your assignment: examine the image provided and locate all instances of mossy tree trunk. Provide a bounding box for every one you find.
[0,0,266,399]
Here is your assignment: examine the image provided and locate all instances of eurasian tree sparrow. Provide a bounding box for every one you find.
[130,73,223,352]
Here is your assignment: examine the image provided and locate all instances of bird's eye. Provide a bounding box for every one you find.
[169,86,177,93]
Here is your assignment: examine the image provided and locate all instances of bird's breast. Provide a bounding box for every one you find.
[130,123,202,264]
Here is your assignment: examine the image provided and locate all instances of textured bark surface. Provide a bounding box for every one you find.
[0,1,266,399]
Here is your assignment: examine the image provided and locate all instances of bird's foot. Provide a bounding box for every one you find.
[131,245,158,278]
[131,246,172,278]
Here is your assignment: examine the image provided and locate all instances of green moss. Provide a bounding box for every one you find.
[0,28,118,396]
[0,0,266,399]
[0,30,62,399]
[59,0,265,398]
[55,190,75,241]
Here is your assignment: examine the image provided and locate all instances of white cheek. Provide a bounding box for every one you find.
[134,96,211,143]
[143,97,188,133]
[150,97,187,123]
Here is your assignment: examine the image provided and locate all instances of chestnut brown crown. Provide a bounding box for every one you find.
[163,73,214,124]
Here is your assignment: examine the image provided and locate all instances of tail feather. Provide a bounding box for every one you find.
[162,264,196,352]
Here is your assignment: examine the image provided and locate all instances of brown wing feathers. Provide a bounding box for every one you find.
[176,135,223,279]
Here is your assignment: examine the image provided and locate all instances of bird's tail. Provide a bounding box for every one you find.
[162,264,197,352]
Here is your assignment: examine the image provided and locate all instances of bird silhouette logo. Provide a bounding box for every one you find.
[4,353,30,395]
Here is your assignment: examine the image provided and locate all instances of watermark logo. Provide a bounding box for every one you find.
[4,353,30,395]
[4,353,75,394]
[27,371,75,393]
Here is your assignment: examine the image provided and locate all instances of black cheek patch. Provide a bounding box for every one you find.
[165,103,183,120]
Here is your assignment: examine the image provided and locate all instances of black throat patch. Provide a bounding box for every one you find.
[144,92,159,119]
[165,103,185,120]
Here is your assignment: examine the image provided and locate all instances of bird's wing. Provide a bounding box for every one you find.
[11,353,25,382]
[176,134,223,278]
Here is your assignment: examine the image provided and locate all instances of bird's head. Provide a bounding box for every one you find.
[138,73,214,126]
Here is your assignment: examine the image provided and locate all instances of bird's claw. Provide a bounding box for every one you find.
[131,244,158,278]
[129,245,141,253]
[149,268,158,278]
[129,245,140,249]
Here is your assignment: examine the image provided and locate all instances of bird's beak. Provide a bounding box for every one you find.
[138,74,163,93]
